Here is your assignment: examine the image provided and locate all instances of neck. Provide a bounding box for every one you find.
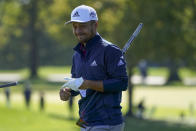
[82,43,86,47]
[81,32,97,47]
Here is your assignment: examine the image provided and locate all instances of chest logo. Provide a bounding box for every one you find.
[90,60,97,66]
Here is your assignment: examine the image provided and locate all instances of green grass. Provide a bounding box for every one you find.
[0,90,80,131]
[0,105,195,131]
[124,117,196,131]
[0,66,196,130]
[133,67,196,78]
[0,68,29,78]
[179,67,196,78]
[38,66,71,78]
[0,66,71,81]
[0,66,196,80]
[0,106,80,131]
[152,106,196,120]
[0,87,196,131]
[133,86,196,119]
[148,67,169,77]
[133,67,169,77]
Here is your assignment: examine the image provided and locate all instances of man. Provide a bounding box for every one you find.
[59,5,128,131]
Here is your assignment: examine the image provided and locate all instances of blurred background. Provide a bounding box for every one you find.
[0,0,196,131]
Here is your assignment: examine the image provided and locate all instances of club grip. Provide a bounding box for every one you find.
[133,23,143,37]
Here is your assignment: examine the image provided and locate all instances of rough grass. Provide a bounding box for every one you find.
[124,117,196,131]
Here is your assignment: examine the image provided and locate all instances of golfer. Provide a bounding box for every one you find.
[60,5,128,131]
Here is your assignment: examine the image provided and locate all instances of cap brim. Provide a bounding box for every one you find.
[64,21,72,25]
[64,20,93,25]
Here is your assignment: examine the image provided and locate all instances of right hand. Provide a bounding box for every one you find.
[62,77,84,91]
[59,88,71,101]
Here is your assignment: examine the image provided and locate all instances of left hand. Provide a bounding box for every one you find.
[61,77,84,91]
[59,88,71,101]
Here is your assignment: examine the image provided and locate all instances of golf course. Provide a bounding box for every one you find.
[0,66,196,131]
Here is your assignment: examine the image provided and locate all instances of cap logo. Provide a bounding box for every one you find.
[89,12,96,18]
[72,11,80,17]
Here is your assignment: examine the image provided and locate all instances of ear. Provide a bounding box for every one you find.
[95,21,98,28]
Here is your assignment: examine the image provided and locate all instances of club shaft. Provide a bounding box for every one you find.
[0,82,18,88]
[122,23,143,54]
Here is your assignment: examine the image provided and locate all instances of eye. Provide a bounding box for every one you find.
[73,25,77,30]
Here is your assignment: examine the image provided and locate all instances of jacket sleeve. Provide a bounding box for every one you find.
[103,45,128,92]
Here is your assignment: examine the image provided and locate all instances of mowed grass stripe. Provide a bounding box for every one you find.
[0,106,80,131]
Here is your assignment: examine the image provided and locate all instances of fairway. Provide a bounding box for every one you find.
[0,106,80,131]
[128,86,196,124]
[124,117,196,131]
[134,87,196,108]
[0,91,81,131]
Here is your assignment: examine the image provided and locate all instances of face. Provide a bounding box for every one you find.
[72,21,97,44]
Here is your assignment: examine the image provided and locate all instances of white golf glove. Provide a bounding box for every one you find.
[61,77,84,91]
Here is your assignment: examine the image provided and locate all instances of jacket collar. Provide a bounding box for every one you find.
[73,33,102,55]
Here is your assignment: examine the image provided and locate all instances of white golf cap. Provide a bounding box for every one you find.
[65,5,98,24]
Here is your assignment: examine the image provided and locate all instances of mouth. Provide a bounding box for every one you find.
[77,34,85,39]
[77,33,85,36]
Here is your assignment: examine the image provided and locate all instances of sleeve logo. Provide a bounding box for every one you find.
[89,11,96,18]
[117,59,124,66]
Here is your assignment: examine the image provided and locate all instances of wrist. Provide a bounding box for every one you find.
[79,80,88,89]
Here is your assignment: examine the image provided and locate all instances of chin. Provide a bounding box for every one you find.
[78,39,88,43]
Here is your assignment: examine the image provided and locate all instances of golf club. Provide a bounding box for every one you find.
[0,81,18,88]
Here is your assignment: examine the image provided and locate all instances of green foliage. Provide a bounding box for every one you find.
[0,0,196,71]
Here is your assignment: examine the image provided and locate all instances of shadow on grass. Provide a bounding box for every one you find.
[124,116,196,131]
[47,113,77,121]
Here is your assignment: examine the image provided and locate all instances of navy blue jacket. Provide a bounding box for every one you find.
[71,33,128,126]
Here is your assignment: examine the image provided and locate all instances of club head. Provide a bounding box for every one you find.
[76,118,88,128]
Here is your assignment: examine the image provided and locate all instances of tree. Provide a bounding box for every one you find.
[0,0,28,69]
[28,0,39,78]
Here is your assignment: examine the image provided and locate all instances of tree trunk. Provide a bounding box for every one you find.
[29,0,38,78]
[126,67,134,117]
[167,66,180,81]
[167,61,181,83]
